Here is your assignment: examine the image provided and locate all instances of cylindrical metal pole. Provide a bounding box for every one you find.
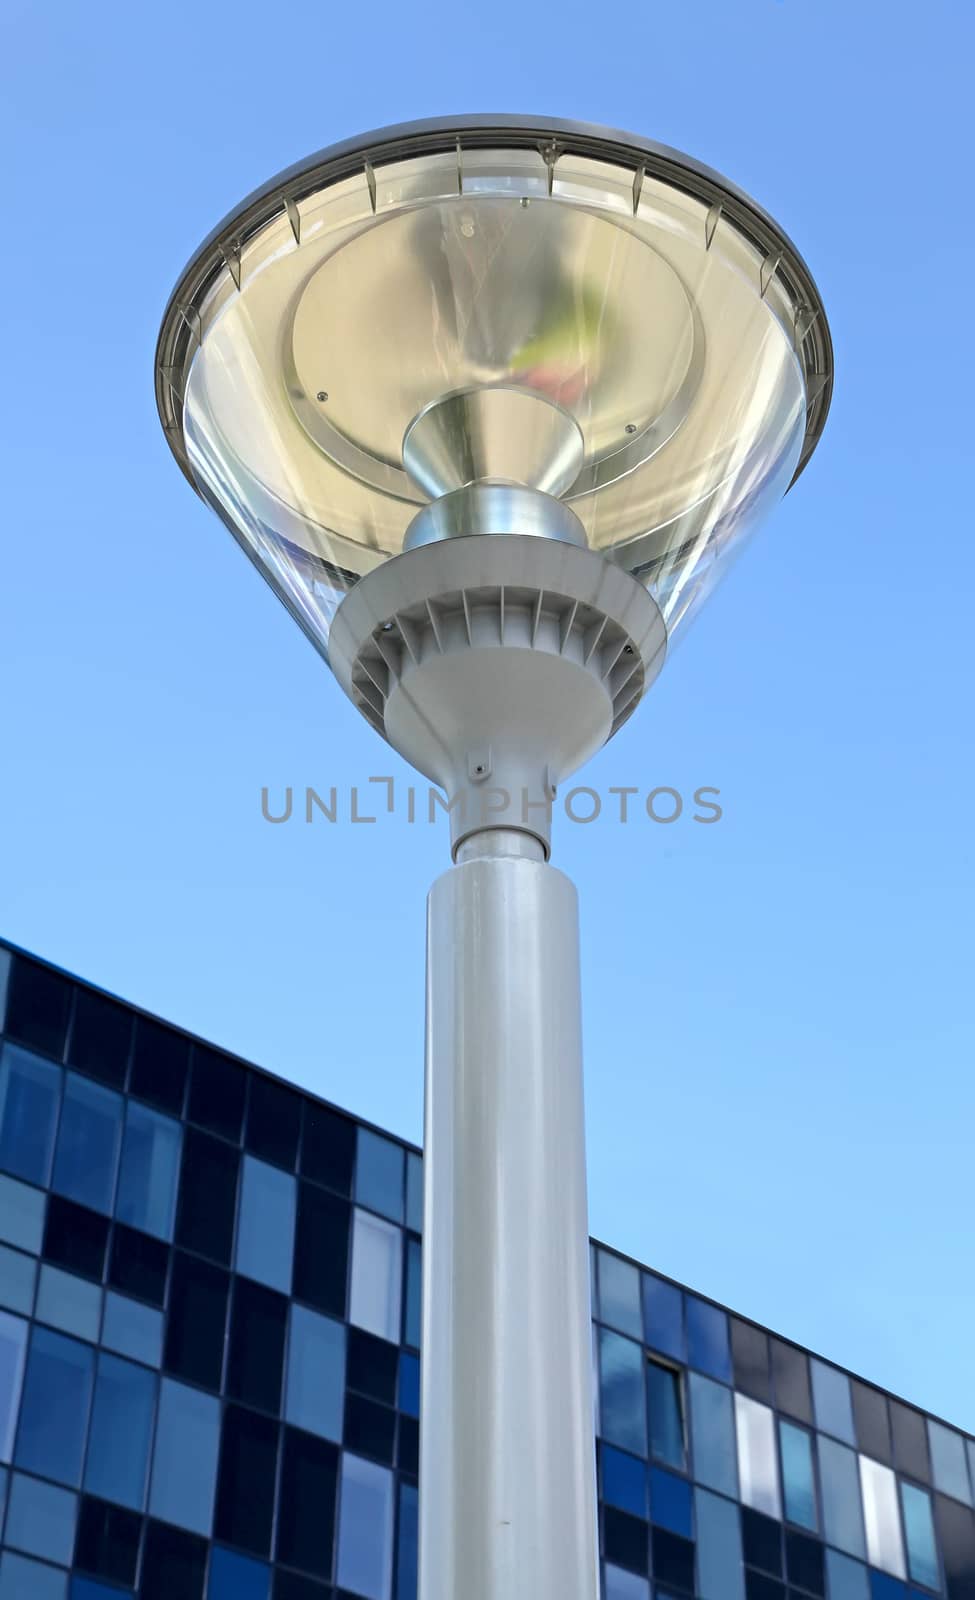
[419,829,599,1600]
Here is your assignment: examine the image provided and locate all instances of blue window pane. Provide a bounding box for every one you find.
[236,1155,296,1294]
[928,1420,972,1505]
[605,1565,649,1600]
[0,1312,28,1463]
[397,1480,418,1600]
[650,1467,692,1538]
[811,1361,855,1445]
[870,1575,909,1600]
[900,1485,939,1591]
[336,1452,394,1600]
[4,1472,77,1565]
[404,1236,421,1349]
[100,1291,163,1367]
[599,1330,647,1457]
[688,1372,737,1498]
[51,1074,122,1215]
[0,1175,46,1256]
[399,1351,420,1419]
[405,1153,423,1234]
[686,1297,731,1383]
[285,1305,345,1441]
[355,1130,404,1223]
[827,1550,870,1600]
[115,1102,181,1241]
[84,1352,155,1510]
[647,1360,684,1469]
[642,1274,683,1362]
[0,1551,68,1600]
[34,1267,101,1343]
[70,1581,130,1600]
[696,1486,745,1600]
[0,1246,36,1317]
[780,1420,817,1531]
[602,1445,647,1517]
[14,1327,94,1486]
[0,1045,61,1187]
[208,1547,270,1600]
[598,1251,643,1339]
[349,1210,403,1346]
[819,1436,866,1559]
[148,1377,220,1536]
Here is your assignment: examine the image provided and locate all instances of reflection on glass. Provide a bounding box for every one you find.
[695,1486,745,1600]
[642,1274,683,1362]
[349,1210,402,1344]
[604,1566,649,1600]
[355,1130,404,1223]
[598,1251,642,1339]
[647,1360,684,1469]
[0,1311,28,1463]
[859,1456,906,1578]
[601,1445,647,1518]
[686,1297,731,1382]
[285,1305,345,1441]
[0,1045,61,1187]
[51,1074,122,1215]
[4,1471,77,1566]
[14,1327,94,1486]
[599,1330,647,1457]
[148,1377,220,1536]
[397,1481,418,1600]
[928,1419,973,1505]
[779,1420,817,1531]
[115,1102,182,1241]
[825,1549,870,1600]
[236,1155,296,1294]
[900,1482,939,1591]
[818,1437,866,1559]
[34,1266,102,1343]
[688,1372,737,1498]
[811,1360,855,1445]
[84,1352,156,1510]
[735,1394,781,1518]
[336,1453,394,1600]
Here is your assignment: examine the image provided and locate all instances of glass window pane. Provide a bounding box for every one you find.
[604,1567,649,1600]
[0,1312,28,1463]
[84,1352,156,1510]
[186,1045,245,1143]
[67,991,132,1088]
[647,1359,684,1469]
[598,1251,642,1339]
[0,948,9,1030]
[405,1153,423,1234]
[826,1549,870,1600]
[0,1247,36,1317]
[285,1304,345,1441]
[770,1338,812,1424]
[696,1486,745,1600]
[349,1210,402,1344]
[293,1182,350,1320]
[811,1361,855,1445]
[300,1103,355,1193]
[0,1045,61,1187]
[107,1224,167,1308]
[928,1420,972,1505]
[642,1274,683,1362]
[164,1254,229,1391]
[4,1472,77,1565]
[686,1296,731,1382]
[227,1278,287,1414]
[736,1395,781,1518]
[74,1497,142,1590]
[780,1420,817,1531]
[355,1130,404,1223]
[858,1457,906,1578]
[731,1319,770,1402]
[3,958,71,1061]
[245,1074,301,1171]
[276,1426,338,1579]
[129,1017,190,1116]
[899,1483,938,1589]
[51,1075,122,1215]
[148,1377,220,1536]
[236,1156,296,1294]
[0,1174,46,1256]
[0,1550,68,1600]
[336,1453,394,1600]
[14,1327,94,1485]
[689,1372,737,1498]
[397,1479,418,1600]
[43,1197,108,1284]
[175,1128,239,1266]
[404,1236,421,1349]
[601,1445,647,1517]
[399,1351,420,1418]
[819,1436,866,1559]
[207,1546,270,1600]
[214,1404,279,1558]
[599,1330,647,1457]
[116,1102,181,1241]
[35,1267,101,1343]
[100,1290,163,1367]
[140,1520,207,1600]
[650,1466,692,1538]
[851,1383,892,1466]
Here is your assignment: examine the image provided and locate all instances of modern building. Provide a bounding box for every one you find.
[0,935,972,1600]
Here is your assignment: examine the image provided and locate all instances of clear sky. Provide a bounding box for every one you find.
[1,0,972,1429]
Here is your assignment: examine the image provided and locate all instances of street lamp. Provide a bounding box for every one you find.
[156,116,831,1600]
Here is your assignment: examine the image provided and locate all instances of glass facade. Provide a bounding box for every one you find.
[0,936,973,1600]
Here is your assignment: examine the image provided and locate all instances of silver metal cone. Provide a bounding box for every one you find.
[402,386,585,500]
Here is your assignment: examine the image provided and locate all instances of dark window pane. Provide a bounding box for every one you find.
[187,1045,246,1142]
[175,1127,239,1264]
[14,1325,95,1485]
[246,1074,302,1170]
[164,1253,229,1391]
[397,1478,418,1600]
[649,1467,692,1538]
[275,1572,330,1600]
[0,1042,62,1186]
[890,1401,931,1484]
[44,1194,109,1281]
[604,1507,648,1574]
[68,991,132,1088]
[647,1359,684,1469]
[770,1340,813,1425]
[130,1018,189,1115]
[746,1573,786,1600]
[51,1073,123,1214]
[301,1104,355,1194]
[743,1508,783,1575]
[934,1495,975,1600]
[141,1519,207,1600]
[732,1319,771,1402]
[345,1392,396,1463]
[227,1277,287,1413]
[851,1382,892,1465]
[399,1351,420,1418]
[685,1296,731,1383]
[74,1495,141,1587]
[642,1274,684,1362]
[294,1182,350,1318]
[651,1528,695,1594]
[397,1414,419,1476]
[4,957,72,1059]
[602,1445,648,1518]
[347,1327,398,1406]
[109,1223,168,1306]
[786,1531,825,1597]
[276,1425,339,1578]
[215,1404,279,1557]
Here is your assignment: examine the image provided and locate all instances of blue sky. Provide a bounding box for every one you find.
[1,1,972,1428]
